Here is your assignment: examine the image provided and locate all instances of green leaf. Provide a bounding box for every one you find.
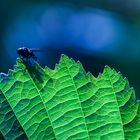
[0,59,55,140]
[0,55,139,140]
[0,89,27,140]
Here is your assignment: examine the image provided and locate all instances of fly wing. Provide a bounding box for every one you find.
[29,48,47,52]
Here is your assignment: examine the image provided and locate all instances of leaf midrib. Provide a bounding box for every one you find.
[63,59,91,140]
[26,68,57,139]
[107,71,125,140]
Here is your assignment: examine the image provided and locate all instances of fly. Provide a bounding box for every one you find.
[17,47,45,79]
[17,47,38,61]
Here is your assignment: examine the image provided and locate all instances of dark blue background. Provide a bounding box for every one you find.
[0,0,140,98]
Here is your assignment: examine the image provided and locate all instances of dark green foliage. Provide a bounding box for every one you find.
[0,55,139,140]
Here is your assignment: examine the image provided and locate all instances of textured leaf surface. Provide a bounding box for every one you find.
[0,89,27,140]
[0,60,55,140]
[0,55,139,140]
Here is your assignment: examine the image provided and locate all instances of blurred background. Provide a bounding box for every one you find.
[0,0,140,98]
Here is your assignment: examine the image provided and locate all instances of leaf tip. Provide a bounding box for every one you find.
[59,54,70,64]
[16,57,25,68]
[61,54,66,57]
[102,65,112,75]
[60,54,69,59]
[0,72,8,79]
[104,65,111,70]
[8,69,14,77]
